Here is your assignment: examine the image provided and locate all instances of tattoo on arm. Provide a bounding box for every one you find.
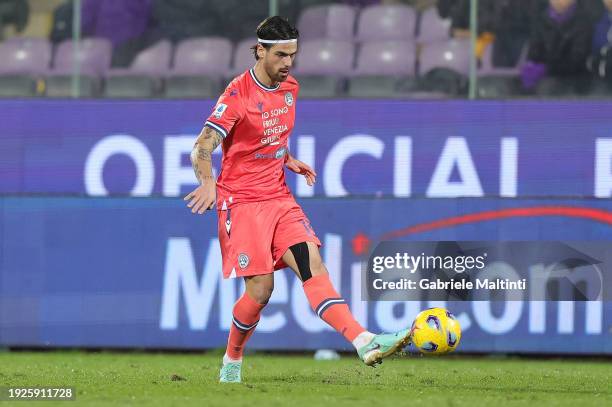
[190,126,224,183]
[203,127,215,139]
[197,146,212,162]
[209,131,223,151]
[191,160,201,182]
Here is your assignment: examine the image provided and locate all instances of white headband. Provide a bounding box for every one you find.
[257,38,298,44]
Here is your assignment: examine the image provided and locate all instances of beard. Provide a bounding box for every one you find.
[264,63,289,83]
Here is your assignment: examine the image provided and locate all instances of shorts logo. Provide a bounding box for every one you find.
[238,253,249,269]
[213,103,228,119]
[285,92,293,106]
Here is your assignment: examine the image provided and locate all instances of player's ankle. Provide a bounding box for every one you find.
[223,353,243,365]
[351,331,376,351]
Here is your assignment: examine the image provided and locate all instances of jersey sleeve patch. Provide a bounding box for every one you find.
[205,86,244,138]
[213,103,228,119]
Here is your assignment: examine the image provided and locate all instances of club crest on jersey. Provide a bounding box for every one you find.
[284,92,293,106]
[257,102,264,112]
[213,103,228,119]
[238,253,249,269]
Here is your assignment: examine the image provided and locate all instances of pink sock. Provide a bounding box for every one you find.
[225,292,266,360]
[303,274,366,342]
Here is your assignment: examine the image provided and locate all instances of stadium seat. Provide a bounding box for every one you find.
[294,40,354,76]
[348,41,416,98]
[231,38,256,77]
[417,8,452,44]
[104,41,172,98]
[0,38,51,97]
[355,41,416,76]
[45,38,111,98]
[166,37,232,99]
[292,40,354,98]
[165,76,221,99]
[125,40,172,75]
[297,4,356,41]
[0,38,51,74]
[173,37,233,77]
[52,38,112,76]
[419,39,471,76]
[418,39,471,96]
[356,5,416,42]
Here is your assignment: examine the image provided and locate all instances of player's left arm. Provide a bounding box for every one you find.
[285,152,316,186]
[284,81,316,185]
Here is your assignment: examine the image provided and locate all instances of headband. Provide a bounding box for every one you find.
[257,38,298,44]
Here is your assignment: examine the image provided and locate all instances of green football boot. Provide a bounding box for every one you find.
[357,329,411,366]
[219,361,242,383]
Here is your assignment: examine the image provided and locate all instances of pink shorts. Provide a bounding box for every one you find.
[217,198,321,279]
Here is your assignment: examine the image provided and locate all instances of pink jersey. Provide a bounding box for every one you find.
[205,69,298,208]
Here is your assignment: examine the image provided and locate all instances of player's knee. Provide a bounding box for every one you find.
[246,276,274,304]
[249,283,273,304]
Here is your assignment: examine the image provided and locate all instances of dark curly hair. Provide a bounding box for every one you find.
[251,16,299,61]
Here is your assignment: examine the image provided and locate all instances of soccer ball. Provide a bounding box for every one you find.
[409,307,461,355]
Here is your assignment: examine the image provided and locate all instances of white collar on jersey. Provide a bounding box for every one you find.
[249,69,281,91]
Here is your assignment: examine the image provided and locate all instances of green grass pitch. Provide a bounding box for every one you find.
[0,351,610,406]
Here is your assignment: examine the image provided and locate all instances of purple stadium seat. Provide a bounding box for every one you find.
[354,41,416,76]
[102,41,172,98]
[0,38,51,75]
[173,37,232,77]
[231,38,256,76]
[420,39,471,75]
[356,5,416,42]
[298,4,356,41]
[417,8,452,44]
[293,40,354,76]
[128,40,172,76]
[53,38,112,76]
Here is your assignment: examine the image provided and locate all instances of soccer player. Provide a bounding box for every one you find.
[184,16,410,383]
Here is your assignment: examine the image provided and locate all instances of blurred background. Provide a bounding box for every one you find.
[1,0,612,98]
[1,0,611,356]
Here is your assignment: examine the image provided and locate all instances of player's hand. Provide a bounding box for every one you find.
[183,180,216,214]
[285,156,317,186]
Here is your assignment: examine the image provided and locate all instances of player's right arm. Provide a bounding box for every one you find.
[183,126,223,214]
[184,81,244,213]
